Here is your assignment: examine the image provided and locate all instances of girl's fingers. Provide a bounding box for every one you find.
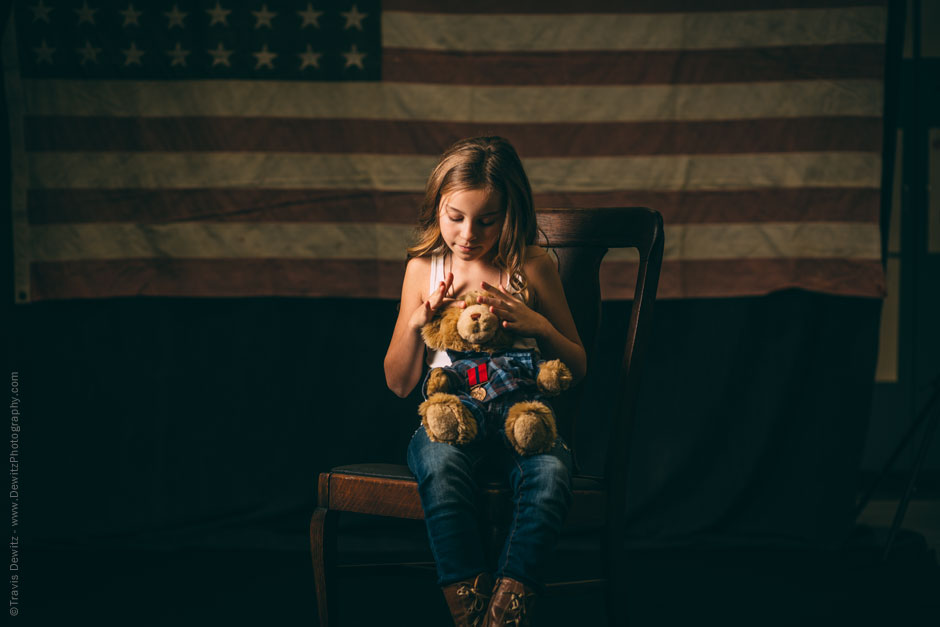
[429,282,446,308]
[477,289,509,308]
[480,281,506,299]
[488,304,512,318]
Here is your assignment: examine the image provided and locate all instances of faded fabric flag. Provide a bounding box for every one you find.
[5,0,886,302]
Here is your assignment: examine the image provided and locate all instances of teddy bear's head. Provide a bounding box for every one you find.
[422,290,515,353]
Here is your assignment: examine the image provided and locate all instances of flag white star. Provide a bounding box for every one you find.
[166,42,190,67]
[341,5,367,30]
[120,3,142,27]
[75,1,98,25]
[30,0,53,23]
[121,42,145,66]
[253,44,277,69]
[252,4,277,29]
[342,44,365,69]
[208,42,234,67]
[165,4,188,29]
[298,44,321,70]
[206,2,231,27]
[33,39,55,64]
[76,40,101,65]
[298,3,323,29]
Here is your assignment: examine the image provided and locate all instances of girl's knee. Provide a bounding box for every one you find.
[520,453,572,501]
[407,429,474,481]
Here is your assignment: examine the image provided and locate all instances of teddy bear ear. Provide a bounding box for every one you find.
[422,305,469,352]
[421,313,446,350]
[464,291,482,307]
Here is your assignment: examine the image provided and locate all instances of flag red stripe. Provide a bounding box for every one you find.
[28,257,885,301]
[383,0,883,13]
[382,46,883,86]
[24,117,883,154]
[28,189,424,224]
[28,188,879,225]
[29,259,409,301]
[603,259,886,299]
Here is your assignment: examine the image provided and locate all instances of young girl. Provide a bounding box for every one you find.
[384,136,586,626]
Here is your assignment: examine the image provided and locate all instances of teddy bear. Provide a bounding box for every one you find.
[418,290,573,455]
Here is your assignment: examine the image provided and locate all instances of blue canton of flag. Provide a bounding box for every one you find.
[16,0,381,80]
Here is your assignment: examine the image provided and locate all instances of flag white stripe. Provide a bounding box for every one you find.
[383,7,886,51]
[29,152,881,191]
[29,222,881,262]
[23,79,883,121]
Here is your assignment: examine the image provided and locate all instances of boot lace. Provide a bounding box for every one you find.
[456,580,490,626]
[501,592,527,626]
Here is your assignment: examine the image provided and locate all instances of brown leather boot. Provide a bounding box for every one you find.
[442,572,493,627]
[485,577,536,626]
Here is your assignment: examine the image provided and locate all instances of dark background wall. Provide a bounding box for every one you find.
[7,292,883,554]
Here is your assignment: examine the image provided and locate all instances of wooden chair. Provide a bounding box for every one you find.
[310,207,664,626]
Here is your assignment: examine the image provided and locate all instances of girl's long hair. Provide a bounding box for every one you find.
[407,136,537,293]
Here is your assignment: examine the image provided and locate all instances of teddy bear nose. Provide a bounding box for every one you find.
[470,313,481,321]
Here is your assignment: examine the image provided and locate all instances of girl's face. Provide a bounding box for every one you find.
[438,188,504,262]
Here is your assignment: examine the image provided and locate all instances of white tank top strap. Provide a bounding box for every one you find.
[429,252,445,294]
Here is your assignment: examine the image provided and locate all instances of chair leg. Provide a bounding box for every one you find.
[310,506,338,627]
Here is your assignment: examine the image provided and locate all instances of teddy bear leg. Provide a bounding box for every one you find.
[504,401,559,456]
[419,393,479,445]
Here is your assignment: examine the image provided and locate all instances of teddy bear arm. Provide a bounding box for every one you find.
[426,367,457,395]
[535,359,573,396]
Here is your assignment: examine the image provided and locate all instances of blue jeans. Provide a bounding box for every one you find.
[406,426,573,590]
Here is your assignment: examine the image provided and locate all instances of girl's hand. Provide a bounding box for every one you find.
[408,272,455,330]
[476,281,549,338]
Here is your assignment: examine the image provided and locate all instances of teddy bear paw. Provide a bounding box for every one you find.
[536,360,573,396]
[419,393,478,445]
[504,401,559,456]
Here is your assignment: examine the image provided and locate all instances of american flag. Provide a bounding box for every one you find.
[6,0,886,303]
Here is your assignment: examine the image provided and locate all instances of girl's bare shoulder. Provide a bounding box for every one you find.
[524,245,555,275]
[403,255,432,301]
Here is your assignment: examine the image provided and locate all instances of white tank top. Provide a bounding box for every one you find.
[426,252,538,367]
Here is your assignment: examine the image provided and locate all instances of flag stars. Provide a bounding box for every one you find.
[76,40,101,65]
[29,0,53,23]
[120,3,142,27]
[121,42,145,66]
[33,39,55,64]
[75,1,98,26]
[252,4,277,29]
[253,44,277,69]
[298,44,321,70]
[298,3,323,29]
[342,5,367,30]
[343,44,365,69]
[166,42,190,67]
[206,2,231,27]
[165,4,188,29]
[208,43,234,67]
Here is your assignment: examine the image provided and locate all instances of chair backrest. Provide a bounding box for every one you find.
[535,207,664,494]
